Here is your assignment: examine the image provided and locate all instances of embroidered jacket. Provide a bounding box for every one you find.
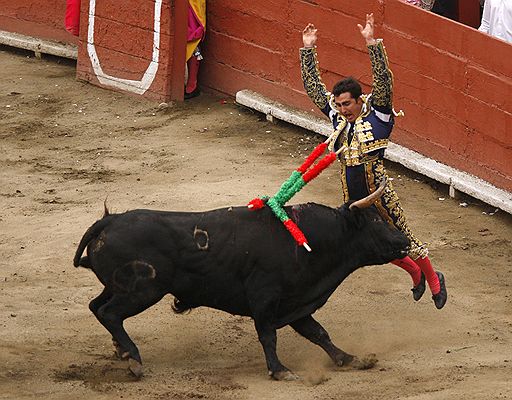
[300,40,429,259]
[300,39,395,202]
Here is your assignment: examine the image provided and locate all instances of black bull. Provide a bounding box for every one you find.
[73,199,409,380]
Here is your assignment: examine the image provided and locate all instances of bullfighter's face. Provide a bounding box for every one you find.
[334,92,363,123]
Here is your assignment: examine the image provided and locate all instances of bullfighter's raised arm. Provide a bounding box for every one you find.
[359,13,394,112]
[300,23,331,117]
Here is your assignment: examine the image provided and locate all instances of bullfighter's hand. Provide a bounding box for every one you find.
[357,13,377,45]
[302,23,318,48]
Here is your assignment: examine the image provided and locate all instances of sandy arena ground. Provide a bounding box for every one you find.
[0,47,511,400]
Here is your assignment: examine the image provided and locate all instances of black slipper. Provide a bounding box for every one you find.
[184,87,200,100]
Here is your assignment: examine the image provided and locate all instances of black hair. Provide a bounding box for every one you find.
[332,76,362,100]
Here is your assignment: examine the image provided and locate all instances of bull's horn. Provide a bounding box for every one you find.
[349,178,387,210]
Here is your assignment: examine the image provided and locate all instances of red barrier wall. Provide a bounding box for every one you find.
[1,0,510,192]
[75,0,188,101]
[0,0,78,44]
[202,0,512,192]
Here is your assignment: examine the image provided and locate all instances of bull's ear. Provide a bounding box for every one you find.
[339,202,352,212]
[345,201,362,211]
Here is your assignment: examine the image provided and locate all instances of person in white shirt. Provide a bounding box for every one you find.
[479,0,512,43]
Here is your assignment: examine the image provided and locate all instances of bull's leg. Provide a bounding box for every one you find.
[290,315,352,366]
[247,278,297,380]
[290,315,376,370]
[89,287,112,315]
[254,320,298,381]
[89,288,126,359]
[95,290,164,378]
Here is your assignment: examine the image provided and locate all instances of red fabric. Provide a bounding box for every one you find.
[247,198,265,210]
[187,5,205,42]
[414,256,441,295]
[391,257,422,286]
[65,0,81,36]
[186,56,200,93]
[302,152,336,182]
[297,143,327,174]
[283,219,307,246]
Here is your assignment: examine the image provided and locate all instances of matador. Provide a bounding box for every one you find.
[300,14,447,309]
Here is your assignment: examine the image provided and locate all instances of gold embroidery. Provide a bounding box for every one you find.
[360,139,389,154]
[339,160,350,203]
[366,162,394,225]
[300,48,329,110]
[368,40,394,109]
[327,120,347,152]
[359,96,372,118]
[371,161,429,259]
[357,131,375,143]
[332,113,388,166]
[355,121,373,144]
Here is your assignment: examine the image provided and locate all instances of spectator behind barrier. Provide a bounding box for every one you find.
[402,0,434,9]
[479,0,512,43]
[65,0,81,36]
[402,0,457,21]
[185,0,206,100]
[431,0,457,20]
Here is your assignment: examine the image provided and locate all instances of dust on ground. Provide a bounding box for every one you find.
[0,46,511,400]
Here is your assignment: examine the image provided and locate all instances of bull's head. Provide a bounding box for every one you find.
[339,180,410,267]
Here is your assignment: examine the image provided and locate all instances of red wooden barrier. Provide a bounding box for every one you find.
[201,0,512,192]
[75,0,188,101]
[0,0,78,44]
[0,0,510,192]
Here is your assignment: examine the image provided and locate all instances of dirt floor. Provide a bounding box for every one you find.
[0,46,511,400]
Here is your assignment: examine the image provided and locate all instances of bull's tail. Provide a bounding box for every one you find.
[73,216,113,268]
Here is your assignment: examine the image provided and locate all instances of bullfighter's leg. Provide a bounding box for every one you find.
[89,288,127,359]
[374,179,447,308]
[290,315,376,370]
[95,289,164,378]
[390,257,425,301]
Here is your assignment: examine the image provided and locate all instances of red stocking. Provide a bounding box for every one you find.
[65,0,81,36]
[186,57,200,94]
[391,257,422,286]
[414,256,440,295]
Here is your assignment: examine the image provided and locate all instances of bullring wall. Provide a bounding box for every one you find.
[202,0,512,192]
[0,0,510,193]
[0,0,78,45]
[74,0,188,101]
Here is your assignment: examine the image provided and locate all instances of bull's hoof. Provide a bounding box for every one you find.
[270,370,300,381]
[341,353,378,370]
[128,358,144,379]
